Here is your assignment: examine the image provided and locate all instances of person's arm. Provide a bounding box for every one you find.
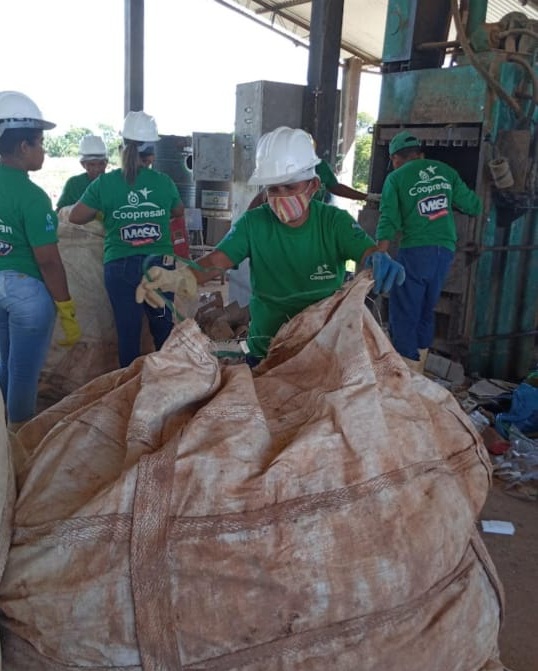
[375,175,402,246]
[376,240,391,253]
[167,176,184,219]
[33,244,81,345]
[33,243,70,301]
[135,250,235,308]
[336,212,405,293]
[191,249,235,283]
[55,177,76,211]
[69,201,99,225]
[136,212,251,308]
[328,182,367,201]
[451,173,482,216]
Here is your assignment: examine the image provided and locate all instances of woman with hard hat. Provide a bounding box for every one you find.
[56,134,108,210]
[0,91,81,429]
[136,126,405,367]
[70,111,184,368]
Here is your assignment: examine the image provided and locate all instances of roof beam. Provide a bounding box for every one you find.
[255,0,311,13]
[217,0,380,62]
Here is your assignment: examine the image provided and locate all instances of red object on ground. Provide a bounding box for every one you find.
[481,426,511,455]
[169,217,190,259]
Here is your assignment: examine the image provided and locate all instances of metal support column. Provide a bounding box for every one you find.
[466,0,488,37]
[302,0,344,162]
[125,0,144,115]
[340,57,362,184]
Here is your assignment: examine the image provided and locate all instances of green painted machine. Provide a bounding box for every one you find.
[366,0,538,379]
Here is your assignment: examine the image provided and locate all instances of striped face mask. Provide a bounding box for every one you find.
[267,185,313,224]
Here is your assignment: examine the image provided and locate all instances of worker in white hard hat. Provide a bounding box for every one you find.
[56,134,108,210]
[69,111,184,368]
[0,91,81,429]
[247,150,367,209]
[135,126,405,367]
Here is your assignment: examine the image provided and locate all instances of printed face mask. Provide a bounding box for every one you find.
[267,186,313,224]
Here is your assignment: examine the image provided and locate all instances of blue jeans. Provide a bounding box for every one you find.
[389,246,454,360]
[0,271,56,422]
[104,255,175,368]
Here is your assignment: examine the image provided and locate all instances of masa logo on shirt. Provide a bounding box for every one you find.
[120,223,162,246]
[417,194,449,220]
[0,240,13,256]
[310,264,336,281]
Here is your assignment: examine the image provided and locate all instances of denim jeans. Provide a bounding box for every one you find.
[104,255,175,368]
[0,271,56,422]
[389,246,454,360]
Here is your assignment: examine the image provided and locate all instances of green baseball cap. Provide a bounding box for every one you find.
[389,130,421,156]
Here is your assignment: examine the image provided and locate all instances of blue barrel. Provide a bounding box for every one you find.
[154,135,195,208]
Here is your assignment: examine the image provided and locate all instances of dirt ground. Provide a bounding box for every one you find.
[480,484,538,671]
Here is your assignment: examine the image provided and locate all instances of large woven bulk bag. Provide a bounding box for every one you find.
[40,210,154,403]
[0,274,505,670]
[0,398,16,671]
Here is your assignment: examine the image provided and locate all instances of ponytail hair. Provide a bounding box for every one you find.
[121,141,142,185]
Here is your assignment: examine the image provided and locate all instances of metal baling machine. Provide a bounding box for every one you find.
[363,0,538,379]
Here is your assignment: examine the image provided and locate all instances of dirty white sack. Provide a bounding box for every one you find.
[0,273,504,670]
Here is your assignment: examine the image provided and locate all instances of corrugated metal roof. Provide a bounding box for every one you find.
[218,0,538,65]
[487,0,538,21]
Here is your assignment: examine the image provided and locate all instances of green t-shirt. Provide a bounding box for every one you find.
[376,158,482,251]
[313,160,339,202]
[81,167,180,263]
[0,164,58,280]
[217,199,375,357]
[56,172,92,210]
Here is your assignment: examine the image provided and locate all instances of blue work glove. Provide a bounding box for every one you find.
[365,251,406,294]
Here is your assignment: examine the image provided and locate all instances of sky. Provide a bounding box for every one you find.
[0,0,381,137]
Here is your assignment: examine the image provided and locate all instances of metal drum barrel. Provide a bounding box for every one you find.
[154,135,195,208]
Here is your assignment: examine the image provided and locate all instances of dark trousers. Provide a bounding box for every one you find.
[389,246,454,360]
[104,255,174,368]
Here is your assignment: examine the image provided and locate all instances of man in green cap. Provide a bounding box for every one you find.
[375,130,482,372]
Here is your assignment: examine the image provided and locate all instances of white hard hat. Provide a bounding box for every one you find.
[0,90,55,138]
[122,111,160,142]
[248,126,321,186]
[79,134,108,160]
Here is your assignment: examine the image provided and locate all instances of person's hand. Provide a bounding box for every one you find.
[364,251,405,294]
[55,299,82,347]
[135,263,198,308]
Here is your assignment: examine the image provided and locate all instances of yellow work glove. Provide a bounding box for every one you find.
[135,263,198,308]
[55,299,82,347]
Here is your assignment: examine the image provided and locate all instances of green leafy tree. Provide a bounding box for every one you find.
[97,123,122,164]
[353,112,374,191]
[44,127,92,157]
[44,125,121,164]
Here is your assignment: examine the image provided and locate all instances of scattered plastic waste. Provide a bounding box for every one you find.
[492,426,538,500]
[469,409,490,433]
[480,520,515,535]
